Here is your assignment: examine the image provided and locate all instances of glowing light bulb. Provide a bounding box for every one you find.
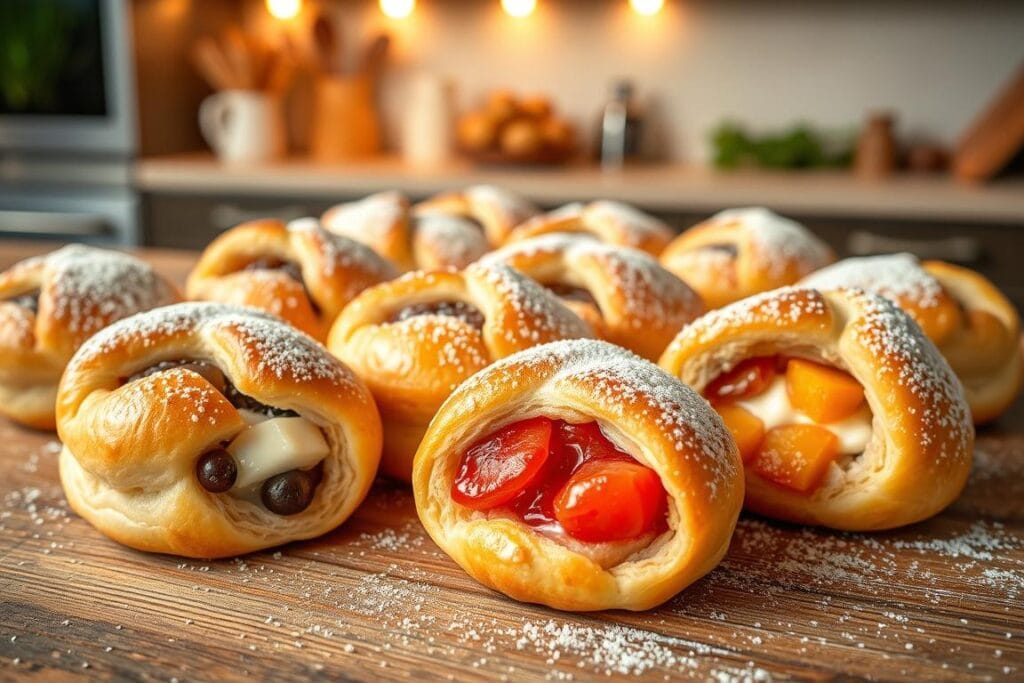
[630,0,664,16]
[502,0,536,18]
[266,0,301,20]
[380,0,415,19]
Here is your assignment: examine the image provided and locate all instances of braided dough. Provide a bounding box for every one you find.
[504,200,673,256]
[800,253,1022,423]
[412,339,743,611]
[660,207,834,309]
[186,218,396,340]
[321,191,490,272]
[413,184,539,247]
[57,303,382,558]
[327,262,593,481]
[481,233,705,361]
[0,245,178,429]
[659,287,974,531]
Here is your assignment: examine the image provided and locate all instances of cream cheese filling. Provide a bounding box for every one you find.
[226,416,329,491]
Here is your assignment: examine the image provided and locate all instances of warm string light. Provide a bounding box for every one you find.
[502,0,536,18]
[630,0,664,16]
[380,0,415,19]
[265,0,301,20]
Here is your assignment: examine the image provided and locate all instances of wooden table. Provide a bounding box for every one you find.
[1,243,1022,681]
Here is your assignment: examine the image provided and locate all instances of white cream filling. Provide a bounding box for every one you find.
[736,376,872,455]
[227,416,329,490]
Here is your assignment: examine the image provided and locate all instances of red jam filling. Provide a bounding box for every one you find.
[451,417,668,544]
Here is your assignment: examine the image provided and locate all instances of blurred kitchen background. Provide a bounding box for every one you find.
[1,0,1023,306]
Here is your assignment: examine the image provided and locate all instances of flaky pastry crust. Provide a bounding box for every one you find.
[56,303,382,558]
[504,200,673,256]
[412,339,743,611]
[413,185,539,247]
[659,287,974,531]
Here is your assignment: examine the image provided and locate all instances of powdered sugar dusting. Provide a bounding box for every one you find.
[286,217,397,280]
[413,213,489,269]
[709,207,832,276]
[585,200,673,239]
[320,191,407,242]
[465,184,538,227]
[800,253,943,309]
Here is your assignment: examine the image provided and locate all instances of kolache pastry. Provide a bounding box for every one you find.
[327,262,593,482]
[56,303,382,558]
[659,287,974,531]
[412,184,539,247]
[480,233,705,361]
[504,200,673,257]
[800,253,1023,423]
[0,245,179,430]
[659,207,835,309]
[186,217,397,341]
[412,339,743,612]
[321,191,490,272]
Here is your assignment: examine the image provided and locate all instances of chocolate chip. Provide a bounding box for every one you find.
[261,463,322,515]
[196,449,237,493]
[6,290,39,314]
[546,283,597,306]
[391,300,485,329]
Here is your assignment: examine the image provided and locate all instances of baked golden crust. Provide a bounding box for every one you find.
[327,263,593,481]
[800,254,1023,423]
[660,207,835,309]
[186,218,396,340]
[413,184,538,246]
[0,245,179,429]
[659,287,974,531]
[504,201,673,256]
[412,339,743,611]
[481,234,705,361]
[322,191,490,272]
[56,303,382,558]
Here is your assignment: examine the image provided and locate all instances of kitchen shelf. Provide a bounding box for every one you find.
[135,153,1024,224]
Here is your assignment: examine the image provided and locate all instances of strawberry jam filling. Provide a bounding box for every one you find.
[452,417,668,545]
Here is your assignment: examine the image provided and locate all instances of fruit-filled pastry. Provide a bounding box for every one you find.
[0,245,179,429]
[659,287,973,531]
[801,253,1022,423]
[412,339,743,611]
[481,233,705,361]
[504,200,673,256]
[412,184,539,247]
[659,207,834,309]
[57,303,382,558]
[327,263,593,481]
[321,191,490,272]
[186,218,396,340]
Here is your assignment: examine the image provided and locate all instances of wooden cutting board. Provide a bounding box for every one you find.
[1,242,1022,681]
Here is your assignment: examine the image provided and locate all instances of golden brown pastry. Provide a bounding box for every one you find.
[412,185,539,246]
[57,302,382,558]
[327,262,593,481]
[800,253,1022,423]
[321,191,490,272]
[412,339,743,611]
[660,207,835,309]
[504,200,674,256]
[659,287,974,531]
[0,245,179,430]
[481,233,705,361]
[186,217,397,340]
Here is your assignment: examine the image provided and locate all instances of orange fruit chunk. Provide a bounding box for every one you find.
[752,424,840,493]
[715,404,765,464]
[785,358,865,423]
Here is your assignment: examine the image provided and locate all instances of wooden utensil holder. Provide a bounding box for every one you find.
[310,75,380,162]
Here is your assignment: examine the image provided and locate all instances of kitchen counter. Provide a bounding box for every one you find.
[135,153,1024,224]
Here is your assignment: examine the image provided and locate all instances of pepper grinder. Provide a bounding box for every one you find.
[598,80,643,171]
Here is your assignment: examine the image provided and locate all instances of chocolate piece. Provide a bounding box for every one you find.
[546,283,597,307]
[391,300,486,329]
[196,449,238,493]
[6,290,40,314]
[261,462,323,515]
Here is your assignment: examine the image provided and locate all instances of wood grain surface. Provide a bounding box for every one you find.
[0,242,1022,682]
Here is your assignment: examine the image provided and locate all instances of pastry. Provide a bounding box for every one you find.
[659,207,834,309]
[0,245,178,429]
[412,339,743,611]
[412,185,539,246]
[321,191,490,272]
[659,287,974,531]
[186,217,397,340]
[327,262,593,481]
[480,233,705,361]
[800,253,1022,423]
[57,303,382,558]
[504,200,673,256]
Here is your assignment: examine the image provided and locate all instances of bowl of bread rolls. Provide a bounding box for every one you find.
[457,90,577,165]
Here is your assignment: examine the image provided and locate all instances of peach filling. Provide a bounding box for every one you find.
[706,356,872,493]
[451,416,668,546]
